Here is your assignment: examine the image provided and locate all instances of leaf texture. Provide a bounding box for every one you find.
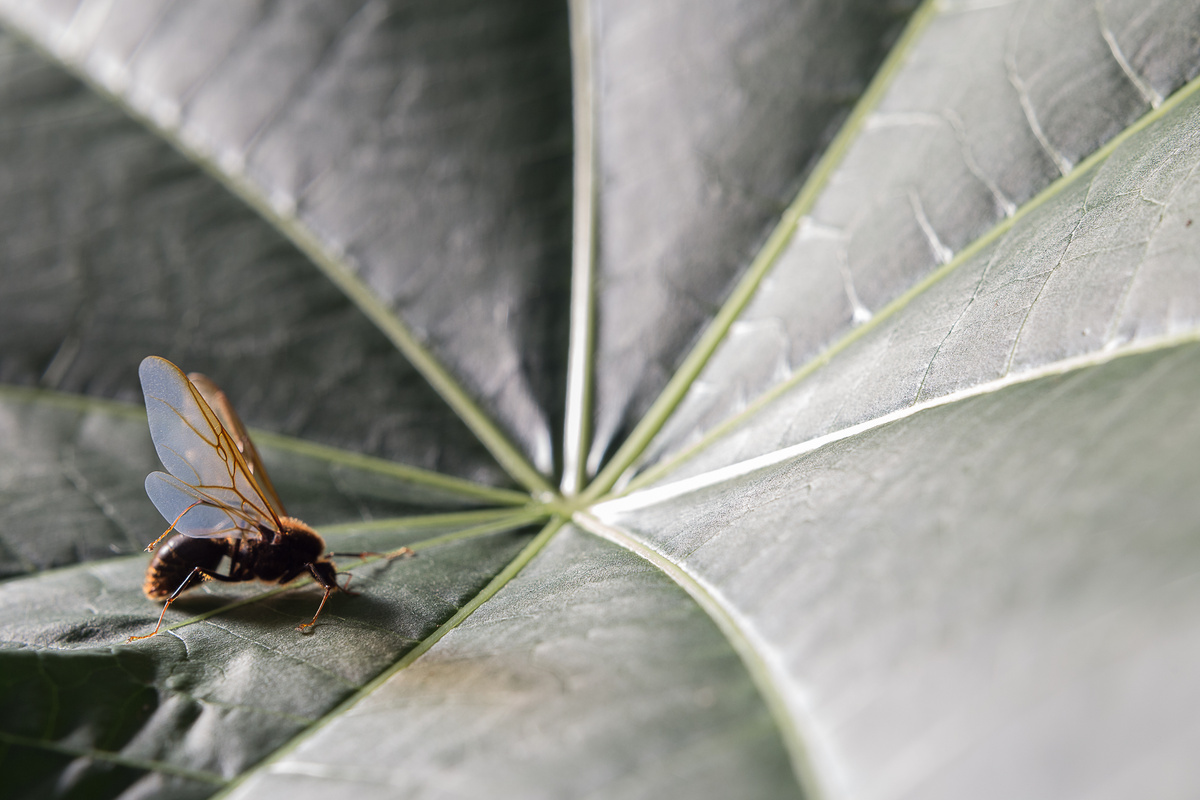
[0,29,510,485]
[0,0,575,478]
[1,1,1199,799]
[225,525,799,800]
[650,75,1200,482]
[636,0,1200,481]
[600,341,1200,800]
[0,519,539,799]
[581,0,913,472]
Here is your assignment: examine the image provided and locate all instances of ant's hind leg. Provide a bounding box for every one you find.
[127,566,233,642]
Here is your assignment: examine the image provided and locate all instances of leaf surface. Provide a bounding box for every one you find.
[0,516,542,799]
[225,525,799,800]
[0,0,575,480]
[634,0,1200,483]
[649,76,1200,482]
[598,341,1200,799]
[2,1,1200,799]
[0,29,510,485]
[577,0,912,473]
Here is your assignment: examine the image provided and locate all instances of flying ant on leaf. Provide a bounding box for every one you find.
[128,356,411,642]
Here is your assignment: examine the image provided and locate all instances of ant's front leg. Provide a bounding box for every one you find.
[127,566,238,642]
[327,547,415,561]
[297,560,342,634]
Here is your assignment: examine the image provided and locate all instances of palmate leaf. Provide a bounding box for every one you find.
[1,1,1199,799]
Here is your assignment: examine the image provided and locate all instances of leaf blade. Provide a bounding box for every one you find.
[221,524,801,800]
[0,0,573,490]
[0,517,543,798]
[601,341,1200,800]
[647,74,1200,483]
[0,28,515,486]
[634,0,1200,484]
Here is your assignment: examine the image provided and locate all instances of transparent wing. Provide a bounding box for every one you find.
[145,472,256,539]
[187,372,287,520]
[139,356,280,536]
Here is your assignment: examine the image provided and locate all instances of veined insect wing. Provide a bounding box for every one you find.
[144,471,254,539]
[138,356,280,538]
[187,371,287,520]
[131,356,363,643]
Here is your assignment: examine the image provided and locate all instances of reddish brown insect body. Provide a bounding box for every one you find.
[129,357,355,642]
[137,518,345,640]
[142,520,336,597]
[142,535,227,601]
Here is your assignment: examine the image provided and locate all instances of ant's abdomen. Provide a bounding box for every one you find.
[143,535,228,600]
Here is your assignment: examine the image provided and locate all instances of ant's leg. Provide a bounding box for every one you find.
[127,566,235,642]
[328,547,414,560]
[297,561,341,634]
[318,548,413,609]
[329,570,363,598]
[144,501,205,552]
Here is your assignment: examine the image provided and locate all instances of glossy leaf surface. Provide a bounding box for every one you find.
[580,0,911,472]
[2,1,1199,799]
[0,516,540,799]
[637,0,1200,480]
[227,526,796,800]
[0,27,510,485]
[648,76,1200,483]
[600,342,1200,799]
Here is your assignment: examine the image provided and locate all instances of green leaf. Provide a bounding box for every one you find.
[224,525,797,799]
[2,0,1200,798]
[597,342,1200,799]
[624,0,1200,488]
[0,28,513,486]
[568,0,912,477]
[639,74,1200,484]
[0,515,544,797]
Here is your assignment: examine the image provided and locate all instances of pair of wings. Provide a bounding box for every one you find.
[141,356,285,542]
